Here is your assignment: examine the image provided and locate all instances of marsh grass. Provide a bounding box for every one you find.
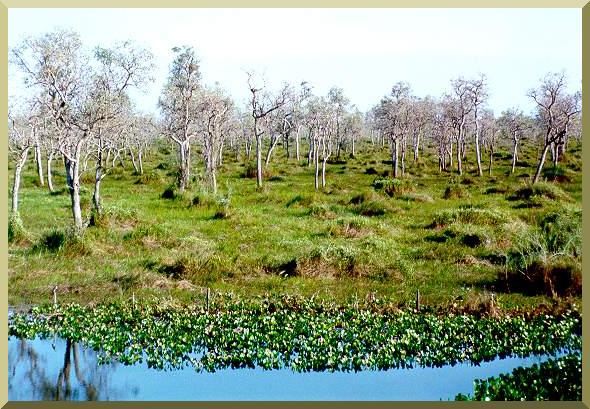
[7,141,582,309]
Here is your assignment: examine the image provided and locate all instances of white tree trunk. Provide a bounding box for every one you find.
[47,152,55,193]
[12,148,30,214]
[295,126,301,161]
[511,138,518,174]
[35,142,44,186]
[256,133,263,188]
[533,144,551,184]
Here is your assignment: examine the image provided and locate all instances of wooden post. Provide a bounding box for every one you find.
[53,285,58,306]
[132,292,136,309]
[415,289,420,311]
[206,288,210,314]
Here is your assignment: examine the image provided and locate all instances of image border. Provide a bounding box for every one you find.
[1,1,588,407]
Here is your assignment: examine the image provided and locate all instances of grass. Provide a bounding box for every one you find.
[7,140,583,311]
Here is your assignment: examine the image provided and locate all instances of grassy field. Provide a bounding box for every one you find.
[8,140,582,311]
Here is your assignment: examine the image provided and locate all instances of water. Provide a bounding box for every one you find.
[8,336,559,401]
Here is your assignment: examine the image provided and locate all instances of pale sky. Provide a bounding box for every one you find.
[8,8,582,116]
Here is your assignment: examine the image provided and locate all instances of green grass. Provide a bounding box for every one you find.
[7,141,583,311]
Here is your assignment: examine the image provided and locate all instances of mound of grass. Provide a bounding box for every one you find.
[431,207,506,228]
[443,184,469,199]
[155,255,225,285]
[191,193,215,208]
[8,214,29,243]
[155,162,170,170]
[354,201,388,217]
[286,194,314,208]
[504,206,582,297]
[329,216,371,238]
[349,191,376,205]
[399,192,434,203]
[161,185,181,200]
[135,171,163,185]
[509,182,569,202]
[372,177,415,197]
[541,165,572,183]
[33,228,92,256]
[484,185,509,195]
[242,163,272,179]
[307,203,335,219]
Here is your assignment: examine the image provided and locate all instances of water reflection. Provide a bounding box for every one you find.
[9,337,130,400]
[9,336,559,401]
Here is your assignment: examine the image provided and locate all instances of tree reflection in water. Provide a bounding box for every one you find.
[9,337,117,400]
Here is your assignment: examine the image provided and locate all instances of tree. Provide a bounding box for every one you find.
[374,82,411,178]
[198,86,233,194]
[342,107,363,158]
[12,31,154,232]
[497,108,531,173]
[12,29,90,233]
[8,103,40,219]
[327,86,350,159]
[449,77,474,175]
[467,74,488,177]
[247,72,288,188]
[528,72,581,183]
[479,109,498,175]
[88,41,154,217]
[264,86,294,167]
[306,96,336,190]
[159,46,202,193]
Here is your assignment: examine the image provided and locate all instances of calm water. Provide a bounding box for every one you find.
[8,336,562,401]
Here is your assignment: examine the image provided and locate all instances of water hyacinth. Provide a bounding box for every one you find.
[8,299,581,374]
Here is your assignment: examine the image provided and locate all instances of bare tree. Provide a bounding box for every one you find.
[86,41,154,217]
[159,46,202,193]
[374,82,411,178]
[198,86,233,194]
[327,86,350,159]
[11,29,92,233]
[246,72,288,188]
[449,77,474,176]
[8,103,40,219]
[342,108,363,158]
[467,74,488,176]
[497,108,531,173]
[528,72,581,183]
[478,109,498,175]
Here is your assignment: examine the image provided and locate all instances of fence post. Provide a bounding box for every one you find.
[415,289,420,312]
[53,285,58,307]
[206,287,210,314]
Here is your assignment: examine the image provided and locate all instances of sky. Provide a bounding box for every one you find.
[8,8,582,116]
